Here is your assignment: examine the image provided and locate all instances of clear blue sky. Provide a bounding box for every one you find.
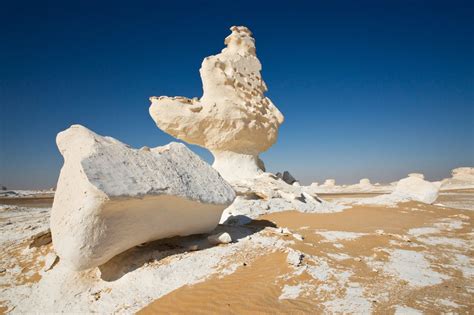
[1,0,473,189]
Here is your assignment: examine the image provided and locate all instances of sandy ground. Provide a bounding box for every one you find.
[1,190,473,313]
[0,197,53,209]
[140,199,473,314]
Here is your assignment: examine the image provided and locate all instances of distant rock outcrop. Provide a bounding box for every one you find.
[322,179,336,187]
[149,26,284,182]
[393,174,440,204]
[441,167,474,190]
[51,125,235,270]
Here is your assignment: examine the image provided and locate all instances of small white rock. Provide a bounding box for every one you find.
[207,232,232,245]
[286,249,304,267]
[43,253,59,271]
[280,227,291,235]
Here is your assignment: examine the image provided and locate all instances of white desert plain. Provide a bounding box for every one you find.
[1,26,473,314]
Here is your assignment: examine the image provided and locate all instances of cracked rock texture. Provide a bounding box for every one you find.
[51,125,235,270]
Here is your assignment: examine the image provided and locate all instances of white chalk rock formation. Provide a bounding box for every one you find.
[408,173,424,179]
[221,173,345,225]
[149,26,284,182]
[323,179,336,187]
[356,175,440,206]
[441,167,474,190]
[392,175,440,204]
[452,167,474,178]
[149,26,343,217]
[339,178,374,193]
[51,125,235,270]
[207,232,232,245]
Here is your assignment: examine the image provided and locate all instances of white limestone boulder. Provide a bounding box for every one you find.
[355,174,440,206]
[393,175,440,204]
[441,167,474,190]
[149,26,284,182]
[452,167,474,178]
[51,125,235,270]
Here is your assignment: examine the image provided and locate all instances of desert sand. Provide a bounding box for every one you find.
[140,192,474,314]
[1,190,473,313]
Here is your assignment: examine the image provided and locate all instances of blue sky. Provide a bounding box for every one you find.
[1,0,473,189]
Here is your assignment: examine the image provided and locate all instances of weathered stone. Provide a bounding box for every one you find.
[51,125,235,270]
[149,26,284,182]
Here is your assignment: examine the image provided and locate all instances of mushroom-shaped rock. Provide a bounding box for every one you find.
[359,178,371,185]
[51,125,235,270]
[149,26,284,182]
[441,167,474,190]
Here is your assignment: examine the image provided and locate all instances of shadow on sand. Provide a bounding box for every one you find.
[98,218,276,281]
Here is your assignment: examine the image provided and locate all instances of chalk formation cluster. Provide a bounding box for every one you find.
[51,26,452,271]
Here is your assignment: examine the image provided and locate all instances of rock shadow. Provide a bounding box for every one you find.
[98,218,276,282]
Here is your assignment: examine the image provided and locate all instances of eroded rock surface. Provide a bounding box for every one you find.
[51,125,235,270]
[221,173,346,224]
[149,26,284,182]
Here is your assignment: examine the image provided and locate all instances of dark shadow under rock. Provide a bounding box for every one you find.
[98,220,274,282]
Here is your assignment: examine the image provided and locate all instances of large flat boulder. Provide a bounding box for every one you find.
[51,125,235,270]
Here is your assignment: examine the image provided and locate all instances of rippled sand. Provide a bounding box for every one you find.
[141,197,473,314]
